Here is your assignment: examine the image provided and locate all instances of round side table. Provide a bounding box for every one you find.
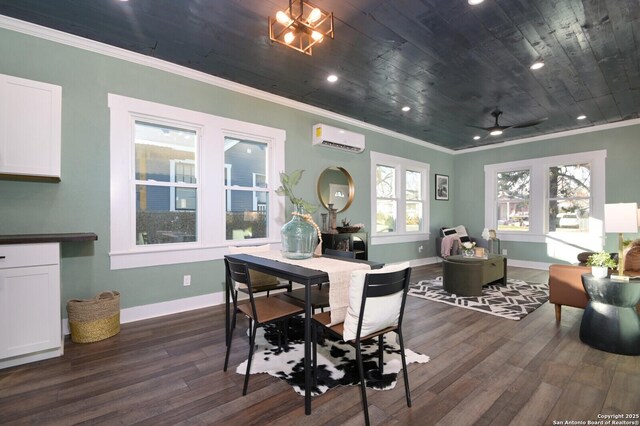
[579,274,640,356]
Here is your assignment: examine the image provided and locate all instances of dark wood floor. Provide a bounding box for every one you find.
[1,264,638,425]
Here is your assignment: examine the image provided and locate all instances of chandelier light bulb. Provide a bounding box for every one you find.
[490,129,503,136]
[311,31,323,41]
[284,31,295,44]
[276,11,291,26]
[308,8,322,23]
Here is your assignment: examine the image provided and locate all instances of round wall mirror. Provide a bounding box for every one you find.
[317,167,355,213]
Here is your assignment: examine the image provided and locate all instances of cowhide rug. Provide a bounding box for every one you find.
[408,277,549,321]
[236,316,429,396]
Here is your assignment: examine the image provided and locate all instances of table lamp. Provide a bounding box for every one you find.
[604,202,639,280]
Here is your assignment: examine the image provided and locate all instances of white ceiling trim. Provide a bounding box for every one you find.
[0,14,454,155]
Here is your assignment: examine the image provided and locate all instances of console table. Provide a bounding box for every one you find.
[580,274,640,355]
[321,231,368,260]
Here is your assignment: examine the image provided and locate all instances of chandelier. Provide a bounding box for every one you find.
[268,0,334,55]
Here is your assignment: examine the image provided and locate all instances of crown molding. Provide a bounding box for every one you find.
[0,14,454,155]
[455,118,640,155]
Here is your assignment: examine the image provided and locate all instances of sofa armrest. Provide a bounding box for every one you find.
[548,264,591,309]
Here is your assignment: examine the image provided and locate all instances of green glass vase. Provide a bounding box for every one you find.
[281,204,317,259]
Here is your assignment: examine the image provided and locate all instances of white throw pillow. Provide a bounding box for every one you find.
[453,225,468,237]
[228,244,279,288]
[342,262,411,342]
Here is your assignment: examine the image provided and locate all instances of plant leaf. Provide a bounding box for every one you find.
[288,169,303,186]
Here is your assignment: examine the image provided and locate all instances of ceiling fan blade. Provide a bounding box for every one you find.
[465,124,491,130]
[511,117,548,128]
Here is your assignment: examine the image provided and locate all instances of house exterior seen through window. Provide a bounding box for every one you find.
[109,94,285,269]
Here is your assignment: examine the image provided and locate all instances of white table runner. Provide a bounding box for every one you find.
[250,250,370,324]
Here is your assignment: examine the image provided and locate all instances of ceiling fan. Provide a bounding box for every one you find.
[470,109,548,136]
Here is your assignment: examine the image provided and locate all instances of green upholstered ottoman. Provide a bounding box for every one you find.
[443,254,507,296]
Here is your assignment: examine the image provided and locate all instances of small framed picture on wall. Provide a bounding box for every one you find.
[435,174,449,201]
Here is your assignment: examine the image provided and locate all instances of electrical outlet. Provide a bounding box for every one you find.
[502,249,508,255]
[183,275,191,286]
[418,245,423,253]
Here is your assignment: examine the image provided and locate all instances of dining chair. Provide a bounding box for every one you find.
[223,258,304,395]
[284,248,357,312]
[311,264,412,426]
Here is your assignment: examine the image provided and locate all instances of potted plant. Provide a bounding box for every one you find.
[586,251,617,278]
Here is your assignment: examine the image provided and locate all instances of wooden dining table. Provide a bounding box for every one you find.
[224,252,383,415]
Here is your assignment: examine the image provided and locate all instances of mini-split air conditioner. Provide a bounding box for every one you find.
[312,124,365,153]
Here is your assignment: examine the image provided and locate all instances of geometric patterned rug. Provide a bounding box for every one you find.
[408,277,549,320]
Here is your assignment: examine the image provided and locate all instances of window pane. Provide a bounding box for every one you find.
[224,138,268,188]
[376,200,396,232]
[406,201,422,232]
[497,170,530,232]
[135,122,196,182]
[226,190,268,240]
[175,188,196,210]
[136,184,196,245]
[549,164,591,232]
[376,165,395,198]
[406,170,421,200]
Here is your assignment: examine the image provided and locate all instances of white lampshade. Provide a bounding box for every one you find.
[604,203,639,233]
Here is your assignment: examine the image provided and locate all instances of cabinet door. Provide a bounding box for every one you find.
[0,74,62,180]
[0,265,61,358]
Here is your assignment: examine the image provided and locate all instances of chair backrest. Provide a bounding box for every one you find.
[354,267,412,339]
[325,248,356,259]
[225,258,259,319]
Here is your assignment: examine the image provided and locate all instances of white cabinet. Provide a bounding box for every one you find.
[0,243,62,368]
[0,74,62,181]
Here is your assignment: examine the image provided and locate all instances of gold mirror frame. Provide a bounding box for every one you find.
[317,166,355,213]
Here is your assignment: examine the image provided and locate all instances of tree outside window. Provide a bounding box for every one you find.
[496,169,530,232]
[548,164,591,233]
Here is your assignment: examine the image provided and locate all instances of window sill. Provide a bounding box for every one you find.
[110,240,281,270]
[371,232,430,245]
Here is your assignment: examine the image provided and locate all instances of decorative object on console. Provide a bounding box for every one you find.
[336,218,362,233]
[604,202,639,280]
[586,251,617,278]
[276,169,320,259]
[268,0,334,56]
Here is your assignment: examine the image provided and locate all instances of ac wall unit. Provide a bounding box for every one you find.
[312,124,365,153]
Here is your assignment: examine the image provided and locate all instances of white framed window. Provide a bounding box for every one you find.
[484,150,606,250]
[108,94,285,269]
[370,151,430,245]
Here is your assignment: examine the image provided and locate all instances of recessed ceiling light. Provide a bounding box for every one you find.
[577,115,587,120]
[490,130,503,136]
[530,60,545,70]
[327,74,338,83]
[473,135,481,140]
[401,106,411,112]
[468,0,484,4]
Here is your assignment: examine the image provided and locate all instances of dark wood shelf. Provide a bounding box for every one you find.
[0,233,98,245]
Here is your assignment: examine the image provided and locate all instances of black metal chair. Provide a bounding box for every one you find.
[311,267,413,426]
[223,258,304,395]
[284,248,356,312]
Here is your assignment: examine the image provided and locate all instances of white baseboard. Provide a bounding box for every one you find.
[63,292,226,336]
[409,257,440,267]
[507,259,551,270]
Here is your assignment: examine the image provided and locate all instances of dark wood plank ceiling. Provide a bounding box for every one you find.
[1,0,638,150]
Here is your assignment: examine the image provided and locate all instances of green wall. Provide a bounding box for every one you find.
[453,125,640,263]
[3,25,636,314]
[0,27,451,312]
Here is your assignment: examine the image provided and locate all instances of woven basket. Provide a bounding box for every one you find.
[67,291,121,343]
